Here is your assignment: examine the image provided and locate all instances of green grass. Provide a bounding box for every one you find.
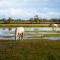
[0,24,54,27]
[0,40,60,60]
[25,34,60,37]
[0,36,14,38]
[46,34,60,37]
[26,30,60,32]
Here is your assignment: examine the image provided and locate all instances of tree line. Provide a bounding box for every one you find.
[0,15,60,24]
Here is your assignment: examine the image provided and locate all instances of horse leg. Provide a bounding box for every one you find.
[55,27,57,31]
[19,36,20,40]
[52,27,54,31]
[21,33,23,40]
[54,27,56,31]
[17,33,20,40]
[15,35,17,40]
[19,34,21,40]
[15,35,16,40]
[15,33,18,40]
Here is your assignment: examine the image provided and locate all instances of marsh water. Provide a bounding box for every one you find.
[0,27,60,40]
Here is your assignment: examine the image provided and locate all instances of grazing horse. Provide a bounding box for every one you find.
[49,24,58,31]
[15,27,24,40]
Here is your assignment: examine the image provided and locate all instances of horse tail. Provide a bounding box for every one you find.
[15,28,17,40]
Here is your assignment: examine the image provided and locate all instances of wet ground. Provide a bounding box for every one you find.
[0,27,60,40]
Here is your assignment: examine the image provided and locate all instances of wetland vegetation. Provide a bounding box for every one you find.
[0,40,60,60]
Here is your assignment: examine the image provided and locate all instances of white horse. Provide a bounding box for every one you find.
[49,24,58,31]
[15,27,24,40]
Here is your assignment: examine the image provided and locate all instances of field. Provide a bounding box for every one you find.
[0,40,60,60]
[0,24,60,60]
[0,24,55,27]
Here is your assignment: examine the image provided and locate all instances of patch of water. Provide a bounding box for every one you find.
[25,27,60,31]
[48,37,60,40]
[0,27,60,40]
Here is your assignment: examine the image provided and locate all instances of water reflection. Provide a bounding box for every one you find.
[8,28,12,31]
[3,28,5,30]
[48,37,60,40]
[3,28,12,31]
[24,27,60,31]
[0,27,60,40]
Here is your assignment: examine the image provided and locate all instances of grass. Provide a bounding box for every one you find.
[0,36,14,38]
[25,34,60,37]
[46,34,60,37]
[26,30,60,32]
[0,24,53,27]
[25,31,60,37]
[0,40,60,60]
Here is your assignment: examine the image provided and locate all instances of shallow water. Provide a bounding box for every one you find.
[25,27,60,31]
[0,27,60,40]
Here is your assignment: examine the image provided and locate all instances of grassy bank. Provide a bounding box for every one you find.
[0,40,60,60]
[26,34,60,37]
[0,24,51,27]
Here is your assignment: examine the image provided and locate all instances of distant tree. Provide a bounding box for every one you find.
[33,15,40,23]
[7,17,12,23]
[58,18,60,23]
[2,18,7,24]
[29,18,34,23]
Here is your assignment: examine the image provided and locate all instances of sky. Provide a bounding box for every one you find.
[0,0,60,19]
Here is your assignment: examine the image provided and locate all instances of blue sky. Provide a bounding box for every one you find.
[0,0,60,19]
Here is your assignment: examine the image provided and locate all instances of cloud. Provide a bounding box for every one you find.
[0,8,59,19]
[0,0,49,9]
[0,0,60,19]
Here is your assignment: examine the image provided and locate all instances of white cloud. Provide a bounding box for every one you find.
[0,0,49,9]
[0,0,60,19]
[0,0,25,9]
[48,12,60,15]
[0,8,60,19]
